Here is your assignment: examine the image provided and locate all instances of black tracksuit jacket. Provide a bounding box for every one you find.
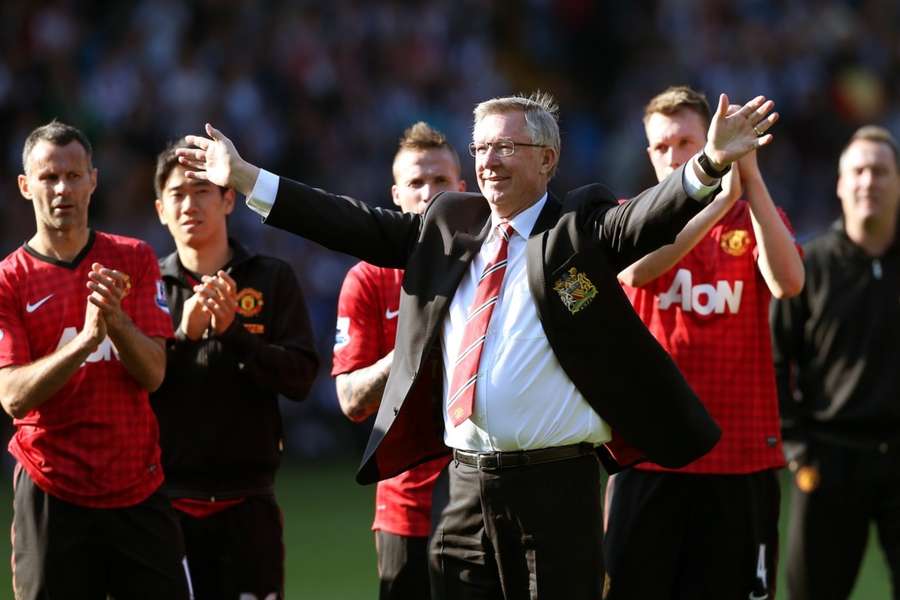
[771,219,900,447]
[151,240,319,499]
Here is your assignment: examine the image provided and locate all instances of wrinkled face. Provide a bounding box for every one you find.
[155,165,234,249]
[837,139,900,232]
[644,109,707,182]
[473,111,556,219]
[391,148,465,214]
[18,140,97,235]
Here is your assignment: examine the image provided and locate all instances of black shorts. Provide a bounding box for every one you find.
[176,494,284,600]
[12,465,192,600]
[603,468,780,600]
[375,530,430,600]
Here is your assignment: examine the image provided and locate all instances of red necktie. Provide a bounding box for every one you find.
[447,223,513,427]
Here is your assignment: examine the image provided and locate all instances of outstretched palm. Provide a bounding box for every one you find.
[705,94,778,169]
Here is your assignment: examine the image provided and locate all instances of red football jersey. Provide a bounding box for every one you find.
[333,262,448,537]
[0,232,173,507]
[622,201,791,474]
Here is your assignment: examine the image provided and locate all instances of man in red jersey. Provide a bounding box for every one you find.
[603,86,805,599]
[0,121,191,599]
[333,121,465,599]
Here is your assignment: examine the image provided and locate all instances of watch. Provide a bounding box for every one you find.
[697,150,731,179]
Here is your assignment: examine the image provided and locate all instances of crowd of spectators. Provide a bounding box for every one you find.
[1,0,898,458]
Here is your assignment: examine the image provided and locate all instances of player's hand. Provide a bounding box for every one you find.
[86,263,131,332]
[179,293,212,341]
[79,291,107,350]
[704,94,778,170]
[177,124,260,195]
[193,270,238,335]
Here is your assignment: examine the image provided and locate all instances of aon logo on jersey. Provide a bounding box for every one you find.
[657,268,744,315]
[55,327,119,363]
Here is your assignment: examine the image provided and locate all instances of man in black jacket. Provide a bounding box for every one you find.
[176,91,773,599]
[771,125,900,599]
[150,139,319,600]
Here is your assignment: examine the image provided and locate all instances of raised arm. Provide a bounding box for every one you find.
[0,298,107,418]
[619,167,741,286]
[739,150,805,298]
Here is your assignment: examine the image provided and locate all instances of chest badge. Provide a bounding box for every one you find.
[236,287,264,317]
[553,267,597,314]
[720,229,751,256]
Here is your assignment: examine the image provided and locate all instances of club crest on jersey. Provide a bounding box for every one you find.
[721,229,751,256]
[553,267,597,314]
[236,288,264,317]
[155,280,170,314]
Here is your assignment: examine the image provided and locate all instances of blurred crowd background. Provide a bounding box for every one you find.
[1,0,898,461]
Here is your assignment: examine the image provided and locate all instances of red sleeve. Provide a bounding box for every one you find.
[332,264,385,376]
[0,267,30,368]
[124,242,174,340]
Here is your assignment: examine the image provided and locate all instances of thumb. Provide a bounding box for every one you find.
[716,93,729,120]
[205,123,222,141]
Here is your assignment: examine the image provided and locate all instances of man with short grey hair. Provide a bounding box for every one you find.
[177,90,774,598]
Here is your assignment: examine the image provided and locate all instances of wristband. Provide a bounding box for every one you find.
[697,150,731,179]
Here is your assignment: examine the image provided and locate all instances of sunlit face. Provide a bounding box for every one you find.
[473,111,556,219]
[391,148,465,214]
[155,165,235,249]
[644,109,707,182]
[18,140,97,235]
[837,139,900,233]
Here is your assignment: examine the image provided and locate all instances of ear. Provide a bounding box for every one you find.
[223,188,236,216]
[17,174,31,200]
[391,184,401,208]
[154,199,167,225]
[540,147,558,176]
[457,179,467,192]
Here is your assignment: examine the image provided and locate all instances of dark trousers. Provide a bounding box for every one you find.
[376,530,431,600]
[603,468,780,600]
[177,495,284,600]
[428,453,603,600]
[11,466,192,600]
[786,441,900,600]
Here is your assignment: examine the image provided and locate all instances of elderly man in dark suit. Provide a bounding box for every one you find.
[176,90,776,599]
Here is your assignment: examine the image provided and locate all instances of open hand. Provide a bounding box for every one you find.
[177,124,260,195]
[704,94,778,170]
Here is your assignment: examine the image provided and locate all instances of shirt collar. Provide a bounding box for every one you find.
[490,192,548,240]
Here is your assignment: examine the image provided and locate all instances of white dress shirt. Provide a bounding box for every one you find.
[441,194,611,452]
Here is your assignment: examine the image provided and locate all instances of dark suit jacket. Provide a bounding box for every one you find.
[263,165,722,484]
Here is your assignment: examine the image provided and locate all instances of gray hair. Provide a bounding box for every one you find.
[473,91,561,177]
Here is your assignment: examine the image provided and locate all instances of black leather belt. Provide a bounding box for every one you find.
[452,443,595,471]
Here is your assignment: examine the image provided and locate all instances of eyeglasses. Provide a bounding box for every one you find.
[468,138,546,158]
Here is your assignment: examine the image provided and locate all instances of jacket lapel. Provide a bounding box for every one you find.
[526,194,562,316]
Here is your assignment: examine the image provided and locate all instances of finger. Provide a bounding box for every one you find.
[175,148,207,162]
[736,95,766,119]
[751,100,775,124]
[217,270,237,292]
[183,135,210,150]
[182,170,211,182]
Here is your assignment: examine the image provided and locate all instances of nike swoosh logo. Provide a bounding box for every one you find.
[385,308,400,320]
[749,593,769,600]
[26,294,54,313]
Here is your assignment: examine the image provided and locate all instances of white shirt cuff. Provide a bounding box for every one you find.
[245,169,280,218]
[682,157,720,200]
